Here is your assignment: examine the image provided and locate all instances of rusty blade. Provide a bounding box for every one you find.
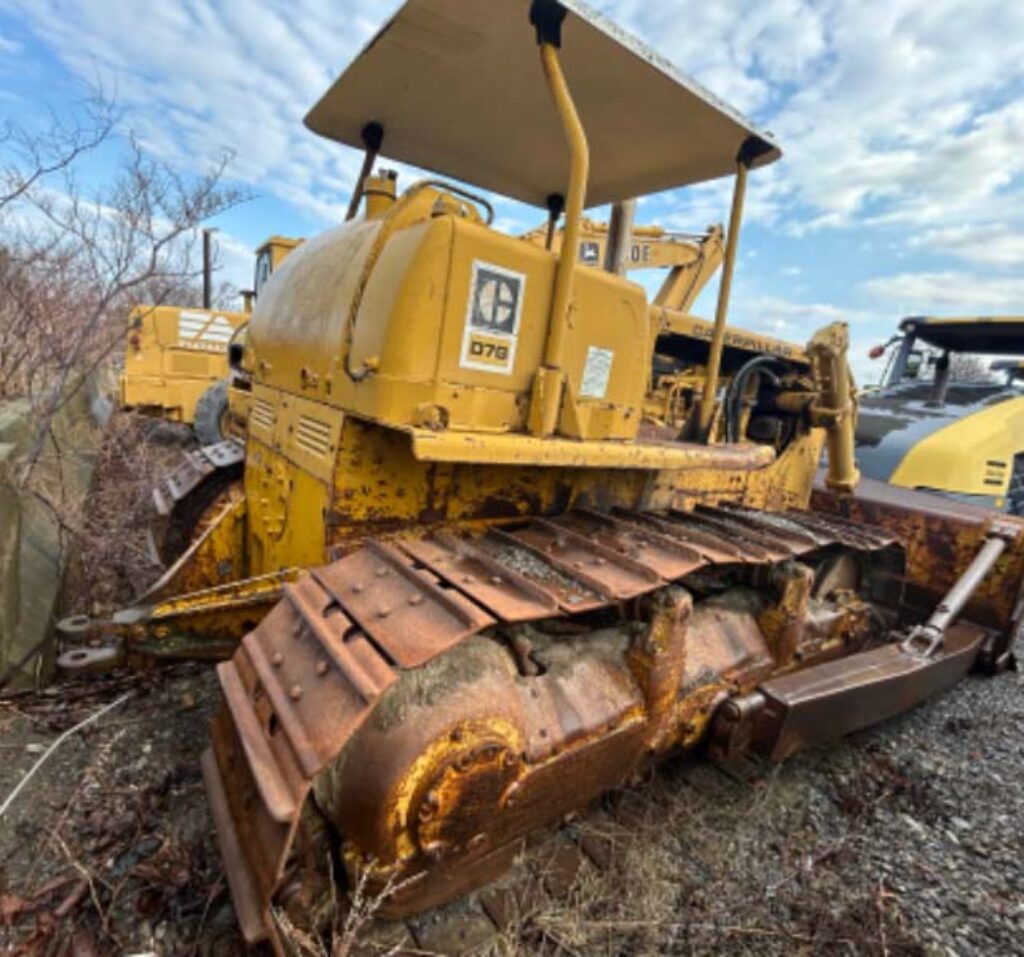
[217,663,300,823]
[205,570,405,948]
[313,540,495,669]
[202,438,246,468]
[552,510,706,581]
[400,532,561,623]
[154,451,211,515]
[206,702,302,949]
[153,441,244,515]
[283,578,393,704]
[201,747,271,943]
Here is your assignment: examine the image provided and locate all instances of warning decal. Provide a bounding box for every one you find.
[460,261,526,374]
[580,346,614,399]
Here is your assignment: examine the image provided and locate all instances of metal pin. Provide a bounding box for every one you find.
[315,660,328,676]
[289,684,303,700]
[271,651,284,667]
[408,594,423,606]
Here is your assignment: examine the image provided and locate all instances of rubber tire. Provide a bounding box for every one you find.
[193,379,230,446]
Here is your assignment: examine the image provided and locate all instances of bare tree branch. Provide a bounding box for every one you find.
[0,93,248,484]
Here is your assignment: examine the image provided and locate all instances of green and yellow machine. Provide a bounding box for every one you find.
[858,316,1024,513]
[58,2,1024,949]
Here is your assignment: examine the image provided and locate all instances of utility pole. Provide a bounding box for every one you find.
[202,228,217,309]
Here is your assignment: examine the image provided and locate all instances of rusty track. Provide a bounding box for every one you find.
[204,503,907,950]
[151,440,245,566]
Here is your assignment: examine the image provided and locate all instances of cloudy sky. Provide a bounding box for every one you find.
[2,0,1023,378]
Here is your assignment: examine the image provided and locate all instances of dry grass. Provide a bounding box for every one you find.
[274,863,414,957]
[55,411,185,613]
[477,757,924,957]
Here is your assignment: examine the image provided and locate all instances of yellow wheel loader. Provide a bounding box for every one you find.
[857,316,1024,513]
[58,1,1023,949]
[118,236,302,444]
[119,303,248,443]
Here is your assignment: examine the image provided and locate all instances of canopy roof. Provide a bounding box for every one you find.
[900,316,1024,355]
[305,0,781,208]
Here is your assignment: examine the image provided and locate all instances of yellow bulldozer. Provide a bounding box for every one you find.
[58,0,1023,949]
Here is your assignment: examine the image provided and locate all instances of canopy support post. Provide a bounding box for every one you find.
[528,0,590,437]
[696,157,747,440]
[694,136,775,442]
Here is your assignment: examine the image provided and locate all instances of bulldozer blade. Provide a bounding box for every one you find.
[813,476,1024,638]
[712,621,987,764]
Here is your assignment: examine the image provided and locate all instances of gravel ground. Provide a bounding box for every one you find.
[1,660,1020,956]
[514,664,1024,957]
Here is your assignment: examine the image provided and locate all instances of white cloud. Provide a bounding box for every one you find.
[211,229,260,293]
[739,294,879,334]
[7,0,1024,241]
[4,0,1024,355]
[773,1,1024,227]
[723,289,889,382]
[862,270,1024,313]
[1,0,406,223]
[910,223,1024,269]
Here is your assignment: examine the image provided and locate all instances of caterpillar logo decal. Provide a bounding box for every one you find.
[460,261,525,374]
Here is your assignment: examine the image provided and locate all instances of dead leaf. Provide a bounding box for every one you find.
[0,892,30,925]
[70,927,101,957]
